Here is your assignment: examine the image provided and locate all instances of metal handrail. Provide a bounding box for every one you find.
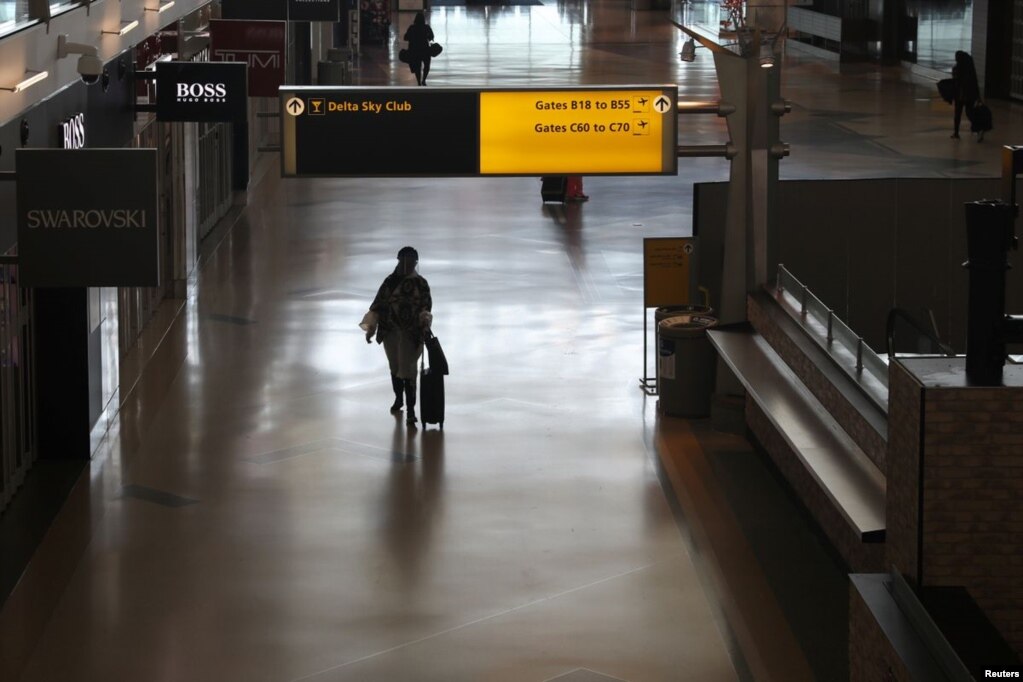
[776,264,889,390]
[886,308,956,358]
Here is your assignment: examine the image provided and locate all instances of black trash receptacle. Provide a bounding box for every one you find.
[654,304,713,391]
[658,314,717,417]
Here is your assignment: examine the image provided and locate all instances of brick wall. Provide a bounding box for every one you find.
[749,292,888,470]
[919,385,1023,657]
[746,399,885,571]
[849,582,914,682]
[885,362,923,586]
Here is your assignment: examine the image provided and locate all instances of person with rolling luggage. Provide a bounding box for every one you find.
[362,246,433,426]
[950,50,984,141]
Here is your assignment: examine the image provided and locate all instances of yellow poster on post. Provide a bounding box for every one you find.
[643,237,694,308]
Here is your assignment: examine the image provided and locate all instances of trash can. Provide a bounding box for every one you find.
[654,304,713,391]
[317,60,350,85]
[658,314,717,417]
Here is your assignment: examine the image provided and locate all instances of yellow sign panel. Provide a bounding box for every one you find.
[644,237,694,308]
[480,89,676,175]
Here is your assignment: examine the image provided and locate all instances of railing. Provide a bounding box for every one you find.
[776,264,890,394]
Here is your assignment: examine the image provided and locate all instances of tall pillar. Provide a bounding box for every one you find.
[713,33,783,327]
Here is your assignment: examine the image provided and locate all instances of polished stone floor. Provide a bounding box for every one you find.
[10,1,1022,681]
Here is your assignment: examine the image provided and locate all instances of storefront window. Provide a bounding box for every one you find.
[905,0,973,72]
[0,1,29,35]
[0,1,81,38]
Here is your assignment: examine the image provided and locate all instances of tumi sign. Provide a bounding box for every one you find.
[16,149,160,287]
[210,20,286,97]
[155,61,247,122]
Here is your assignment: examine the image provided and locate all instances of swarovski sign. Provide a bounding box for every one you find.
[155,61,247,122]
[16,149,160,287]
[26,209,147,229]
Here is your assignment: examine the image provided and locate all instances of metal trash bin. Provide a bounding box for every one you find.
[654,304,713,391]
[658,314,718,417]
[317,59,350,85]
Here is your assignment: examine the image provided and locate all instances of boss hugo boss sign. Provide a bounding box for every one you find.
[155,61,247,122]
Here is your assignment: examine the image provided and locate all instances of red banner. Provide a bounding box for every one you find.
[210,20,286,98]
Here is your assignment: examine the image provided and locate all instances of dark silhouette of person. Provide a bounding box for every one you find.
[404,12,434,86]
[951,50,980,140]
[365,247,433,425]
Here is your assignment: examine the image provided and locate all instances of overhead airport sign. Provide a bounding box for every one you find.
[16,149,160,288]
[280,86,677,177]
[288,0,341,22]
[210,20,286,97]
[222,0,340,20]
[156,62,248,123]
[222,0,287,20]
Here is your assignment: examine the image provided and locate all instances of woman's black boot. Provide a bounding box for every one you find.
[404,380,417,425]
[390,375,403,412]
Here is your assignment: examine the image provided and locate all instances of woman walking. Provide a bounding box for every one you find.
[404,11,434,86]
[951,50,981,140]
[363,247,433,425]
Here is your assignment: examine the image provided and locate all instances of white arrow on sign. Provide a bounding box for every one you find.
[286,97,305,116]
[654,95,671,113]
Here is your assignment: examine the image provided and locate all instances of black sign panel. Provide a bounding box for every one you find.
[222,0,287,20]
[283,89,479,176]
[288,0,341,21]
[156,62,247,122]
[16,149,159,287]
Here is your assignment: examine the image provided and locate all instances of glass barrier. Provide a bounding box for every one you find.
[776,264,889,390]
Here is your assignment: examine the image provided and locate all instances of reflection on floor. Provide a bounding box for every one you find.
[5,0,1020,679]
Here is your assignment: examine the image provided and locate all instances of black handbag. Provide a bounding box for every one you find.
[429,42,443,57]
[937,78,955,104]
[424,331,449,375]
[399,48,410,64]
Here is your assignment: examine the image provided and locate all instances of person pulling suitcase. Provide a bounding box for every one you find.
[361,246,433,426]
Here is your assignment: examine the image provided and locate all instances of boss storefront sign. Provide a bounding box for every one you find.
[60,113,86,150]
[155,62,247,122]
[16,149,160,287]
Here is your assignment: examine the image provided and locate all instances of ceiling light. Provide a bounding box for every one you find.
[0,70,49,93]
[102,20,139,36]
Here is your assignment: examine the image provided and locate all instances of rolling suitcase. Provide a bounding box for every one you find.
[540,176,567,203]
[968,102,993,133]
[420,335,445,429]
[420,367,444,429]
